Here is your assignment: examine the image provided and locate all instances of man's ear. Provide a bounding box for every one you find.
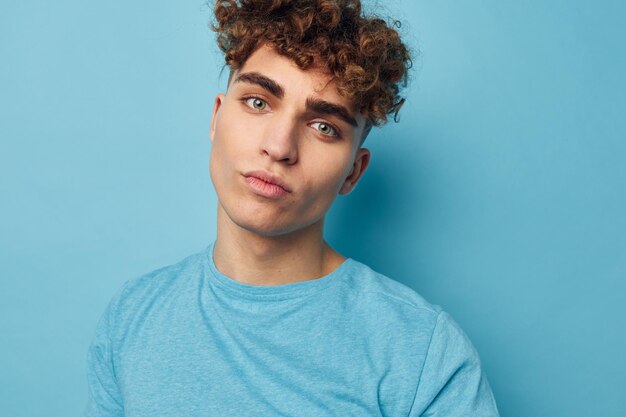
[339,148,371,195]
[210,94,225,143]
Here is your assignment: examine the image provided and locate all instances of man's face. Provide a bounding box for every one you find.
[209,44,370,237]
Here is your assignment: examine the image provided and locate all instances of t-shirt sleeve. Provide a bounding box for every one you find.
[408,311,500,417]
[83,298,125,417]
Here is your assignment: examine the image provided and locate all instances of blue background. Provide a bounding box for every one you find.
[1,0,625,415]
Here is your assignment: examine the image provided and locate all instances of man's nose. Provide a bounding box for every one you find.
[259,114,299,165]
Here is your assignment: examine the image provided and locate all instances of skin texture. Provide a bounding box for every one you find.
[209,44,371,286]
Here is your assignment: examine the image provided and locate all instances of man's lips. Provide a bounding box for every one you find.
[242,170,292,193]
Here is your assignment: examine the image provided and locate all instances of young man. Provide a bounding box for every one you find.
[85,0,499,415]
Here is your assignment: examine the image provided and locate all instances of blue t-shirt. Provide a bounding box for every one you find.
[85,242,499,416]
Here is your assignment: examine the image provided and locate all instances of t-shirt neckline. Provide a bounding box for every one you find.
[205,241,354,301]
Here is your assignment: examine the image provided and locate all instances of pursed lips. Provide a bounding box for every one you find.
[243,170,292,193]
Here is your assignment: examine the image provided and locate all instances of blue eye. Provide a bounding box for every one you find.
[311,122,338,137]
[244,97,269,111]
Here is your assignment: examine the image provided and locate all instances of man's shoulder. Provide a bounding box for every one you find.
[342,258,442,324]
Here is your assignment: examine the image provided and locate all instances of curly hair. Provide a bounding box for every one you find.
[212,0,411,127]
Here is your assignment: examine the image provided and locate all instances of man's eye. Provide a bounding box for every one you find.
[244,97,269,111]
[311,122,338,137]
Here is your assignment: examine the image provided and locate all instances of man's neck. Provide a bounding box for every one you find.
[212,206,346,286]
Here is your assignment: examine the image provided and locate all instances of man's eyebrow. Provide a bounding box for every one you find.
[234,72,285,99]
[305,97,358,128]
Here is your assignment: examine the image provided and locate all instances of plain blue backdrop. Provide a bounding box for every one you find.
[1,0,625,416]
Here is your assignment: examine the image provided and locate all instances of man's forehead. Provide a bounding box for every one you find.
[231,46,333,88]
[230,69,340,99]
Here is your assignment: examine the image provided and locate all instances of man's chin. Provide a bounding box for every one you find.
[238,223,298,238]
[236,215,328,240]
[229,213,296,238]
[219,203,322,239]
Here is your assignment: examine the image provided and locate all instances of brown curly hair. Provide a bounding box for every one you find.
[212,0,411,127]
